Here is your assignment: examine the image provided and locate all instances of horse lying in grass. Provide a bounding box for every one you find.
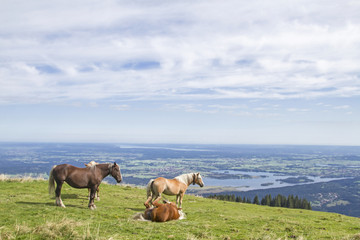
[144,172,204,209]
[48,162,122,210]
[136,200,184,222]
[85,161,100,201]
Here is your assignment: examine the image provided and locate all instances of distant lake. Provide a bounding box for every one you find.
[203,170,348,191]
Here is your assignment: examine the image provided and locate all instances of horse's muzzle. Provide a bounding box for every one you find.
[200,183,204,187]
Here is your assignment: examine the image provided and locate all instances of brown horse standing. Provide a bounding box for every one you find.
[48,162,122,210]
[144,172,204,209]
[143,200,182,222]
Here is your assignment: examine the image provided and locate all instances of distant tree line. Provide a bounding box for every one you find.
[206,194,312,210]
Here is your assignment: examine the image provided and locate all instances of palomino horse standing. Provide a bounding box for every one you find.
[144,172,204,209]
[48,162,122,210]
[85,161,100,201]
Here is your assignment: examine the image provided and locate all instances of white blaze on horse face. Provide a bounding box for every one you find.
[197,174,204,187]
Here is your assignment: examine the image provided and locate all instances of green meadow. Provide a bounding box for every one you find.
[0,179,359,240]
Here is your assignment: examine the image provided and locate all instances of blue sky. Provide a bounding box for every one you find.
[0,0,359,145]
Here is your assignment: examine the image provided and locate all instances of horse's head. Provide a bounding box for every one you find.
[193,172,204,187]
[110,162,122,183]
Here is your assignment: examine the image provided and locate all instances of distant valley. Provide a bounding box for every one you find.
[1,142,360,217]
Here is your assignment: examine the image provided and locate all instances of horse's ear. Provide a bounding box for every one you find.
[113,162,116,166]
[197,172,200,176]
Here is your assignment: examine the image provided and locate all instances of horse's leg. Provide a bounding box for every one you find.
[88,188,91,200]
[96,187,100,201]
[88,185,98,210]
[144,195,153,208]
[55,180,66,208]
[144,189,155,208]
[176,194,180,207]
[152,193,162,206]
[178,193,185,209]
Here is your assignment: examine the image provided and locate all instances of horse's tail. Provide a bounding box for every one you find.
[48,165,57,197]
[146,179,154,198]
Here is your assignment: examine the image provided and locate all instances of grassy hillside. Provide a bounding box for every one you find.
[0,179,359,240]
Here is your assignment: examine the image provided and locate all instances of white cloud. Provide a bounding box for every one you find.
[208,104,247,110]
[333,105,351,110]
[1,0,360,104]
[287,108,310,112]
[110,104,130,111]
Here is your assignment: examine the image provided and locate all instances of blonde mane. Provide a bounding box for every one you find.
[174,173,194,186]
[85,162,115,173]
[85,161,98,168]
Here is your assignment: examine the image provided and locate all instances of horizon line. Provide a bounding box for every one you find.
[0,141,359,148]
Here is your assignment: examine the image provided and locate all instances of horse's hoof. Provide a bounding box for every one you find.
[56,202,66,208]
[55,201,65,208]
[97,197,100,201]
[89,205,96,210]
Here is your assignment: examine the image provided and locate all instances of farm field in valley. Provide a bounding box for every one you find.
[0,142,360,217]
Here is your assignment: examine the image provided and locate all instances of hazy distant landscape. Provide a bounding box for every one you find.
[1,142,359,217]
[1,1,360,239]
